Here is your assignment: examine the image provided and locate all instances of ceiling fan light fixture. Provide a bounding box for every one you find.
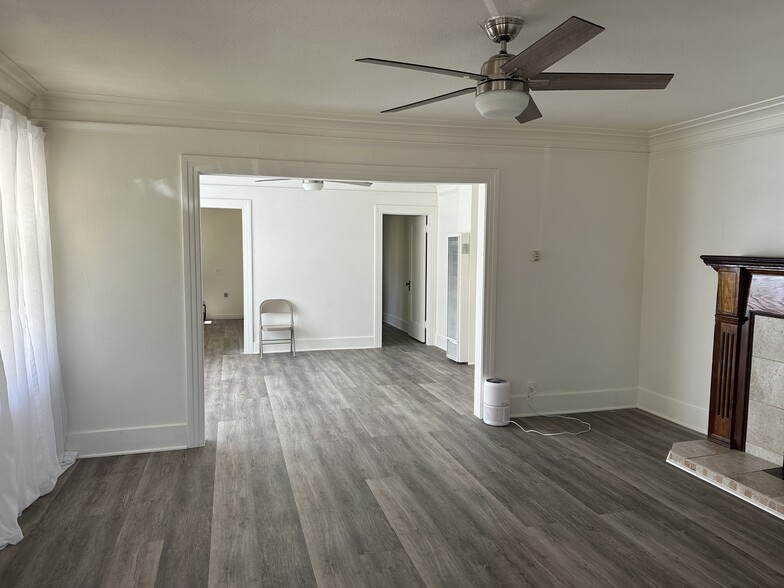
[359,15,672,126]
[302,180,325,191]
[474,88,530,119]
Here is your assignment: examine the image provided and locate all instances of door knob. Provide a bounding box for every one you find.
[405,280,411,291]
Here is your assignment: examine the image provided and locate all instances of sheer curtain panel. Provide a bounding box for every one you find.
[0,102,70,549]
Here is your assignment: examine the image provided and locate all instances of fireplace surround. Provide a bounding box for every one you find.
[665,256,784,519]
[701,256,784,465]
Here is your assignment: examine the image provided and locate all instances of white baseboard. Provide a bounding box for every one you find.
[207,313,243,320]
[252,335,375,354]
[434,333,448,351]
[511,387,638,417]
[66,423,189,458]
[382,314,409,331]
[637,387,708,434]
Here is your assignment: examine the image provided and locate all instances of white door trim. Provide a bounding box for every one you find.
[375,206,437,348]
[181,155,500,447]
[200,198,253,354]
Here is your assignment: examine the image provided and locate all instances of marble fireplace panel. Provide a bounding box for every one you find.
[746,316,784,465]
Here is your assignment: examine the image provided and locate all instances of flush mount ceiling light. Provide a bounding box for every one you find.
[474,82,530,119]
[357,15,673,124]
[302,180,324,191]
[254,178,373,190]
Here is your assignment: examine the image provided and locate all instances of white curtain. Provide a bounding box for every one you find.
[0,102,71,549]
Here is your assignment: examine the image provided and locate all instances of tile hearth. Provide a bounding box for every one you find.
[667,440,784,521]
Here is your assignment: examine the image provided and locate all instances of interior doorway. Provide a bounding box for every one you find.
[375,204,437,348]
[201,208,242,323]
[200,197,253,353]
[382,214,428,344]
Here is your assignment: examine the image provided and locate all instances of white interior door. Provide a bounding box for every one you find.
[407,216,427,342]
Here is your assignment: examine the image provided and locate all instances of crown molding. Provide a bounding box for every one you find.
[649,95,784,156]
[17,80,784,157]
[29,91,650,154]
[0,50,46,116]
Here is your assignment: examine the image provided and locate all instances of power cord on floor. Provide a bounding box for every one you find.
[508,396,591,436]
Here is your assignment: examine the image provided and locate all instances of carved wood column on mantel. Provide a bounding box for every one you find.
[702,256,784,450]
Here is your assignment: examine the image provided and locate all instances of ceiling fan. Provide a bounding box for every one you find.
[357,15,674,124]
[254,178,373,191]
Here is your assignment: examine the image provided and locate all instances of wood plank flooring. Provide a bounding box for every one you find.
[1,319,783,587]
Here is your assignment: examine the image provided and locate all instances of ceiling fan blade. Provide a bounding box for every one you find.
[501,16,604,79]
[381,87,476,114]
[516,96,542,124]
[330,181,373,187]
[528,72,674,91]
[254,178,289,182]
[357,58,486,82]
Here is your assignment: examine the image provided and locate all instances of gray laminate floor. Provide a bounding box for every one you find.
[1,320,783,587]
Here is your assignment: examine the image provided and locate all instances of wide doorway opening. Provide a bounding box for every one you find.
[182,156,497,447]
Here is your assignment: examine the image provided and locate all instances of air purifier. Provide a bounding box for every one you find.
[483,378,511,426]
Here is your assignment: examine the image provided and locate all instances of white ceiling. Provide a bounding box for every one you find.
[1,0,783,131]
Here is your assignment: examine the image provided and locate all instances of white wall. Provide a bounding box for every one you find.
[497,149,648,416]
[200,181,436,352]
[639,125,784,432]
[44,121,649,455]
[201,208,243,319]
[382,215,410,331]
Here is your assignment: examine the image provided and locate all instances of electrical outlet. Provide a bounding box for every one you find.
[527,381,537,396]
[223,292,229,298]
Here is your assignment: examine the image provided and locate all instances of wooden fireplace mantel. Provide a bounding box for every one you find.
[701,255,784,449]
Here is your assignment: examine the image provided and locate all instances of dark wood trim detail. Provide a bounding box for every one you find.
[701,256,784,270]
[702,256,784,450]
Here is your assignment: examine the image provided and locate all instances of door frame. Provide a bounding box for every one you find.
[181,155,500,448]
[375,206,437,347]
[200,197,253,354]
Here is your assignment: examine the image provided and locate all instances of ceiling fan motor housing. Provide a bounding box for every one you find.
[480,52,517,78]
